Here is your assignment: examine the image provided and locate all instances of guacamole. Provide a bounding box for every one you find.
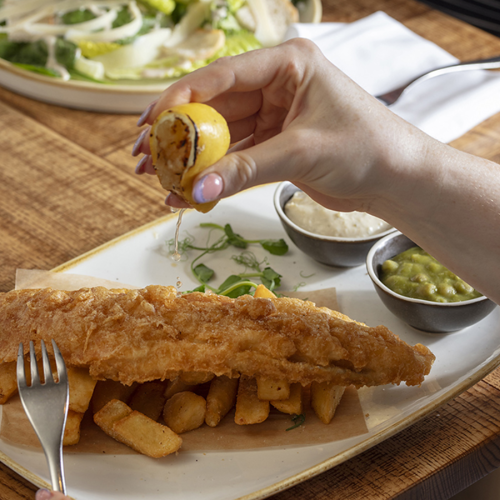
[381,247,482,303]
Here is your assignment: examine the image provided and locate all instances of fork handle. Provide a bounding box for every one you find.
[44,444,66,494]
[419,55,500,81]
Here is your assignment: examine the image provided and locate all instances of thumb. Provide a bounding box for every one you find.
[191,132,304,204]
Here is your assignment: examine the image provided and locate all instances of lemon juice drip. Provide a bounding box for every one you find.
[172,208,186,262]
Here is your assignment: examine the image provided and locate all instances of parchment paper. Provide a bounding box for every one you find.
[1,270,368,454]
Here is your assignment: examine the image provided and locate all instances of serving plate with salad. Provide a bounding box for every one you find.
[0,0,321,112]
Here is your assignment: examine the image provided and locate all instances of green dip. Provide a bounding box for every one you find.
[380,247,482,303]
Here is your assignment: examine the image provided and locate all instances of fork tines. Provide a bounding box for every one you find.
[16,339,69,494]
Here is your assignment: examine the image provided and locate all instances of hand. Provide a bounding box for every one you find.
[132,38,500,304]
[132,38,430,215]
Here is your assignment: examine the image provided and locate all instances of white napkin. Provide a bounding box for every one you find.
[285,11,500,143]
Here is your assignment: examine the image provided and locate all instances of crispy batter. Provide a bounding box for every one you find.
[0,286,435,387]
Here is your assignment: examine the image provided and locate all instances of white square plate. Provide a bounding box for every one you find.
[1,183,499,499]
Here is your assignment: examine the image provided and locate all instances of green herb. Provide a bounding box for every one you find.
[300,271,316,279]
[199,223,288,255]
[292,282,306,292]
[193,263,215,283]
[167,223,288,297]
[231,251,268,272]
[286,414,305,431]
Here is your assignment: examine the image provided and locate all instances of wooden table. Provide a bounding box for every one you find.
[1,0,500,498]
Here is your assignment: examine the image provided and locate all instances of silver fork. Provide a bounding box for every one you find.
[17,340,69,494]
[376,55,500,106]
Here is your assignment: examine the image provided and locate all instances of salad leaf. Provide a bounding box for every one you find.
[227,0,246,13]
[2,38,78,69]
[208,31,261,60]
[193,263,215,283]
[261,267,282,290]
[171,2,188,24]
[260,239,289,256]
[215,12,242,34]
[12,63,59,77]
[224,224,248,249]
[218,275,253,298]
[0,39,20,60]
[112,6,134,28]
[61,9,97,25]
[77,40,122,59]
[8,40,48,66]
[55,38,79,68]
[139,0,176,15]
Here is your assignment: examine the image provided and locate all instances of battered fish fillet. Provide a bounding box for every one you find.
[0,286,435,388]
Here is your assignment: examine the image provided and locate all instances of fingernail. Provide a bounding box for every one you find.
[134,155,148,174]
[35,489,52,500]
[192,174,223,204]
[132,127,150,157]
[137,100,157,127]
[165,193,175,206]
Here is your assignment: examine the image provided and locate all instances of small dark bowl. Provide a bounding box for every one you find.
[366,231,497,333]
[274,182,396,267]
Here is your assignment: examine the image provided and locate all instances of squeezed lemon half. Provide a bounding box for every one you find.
[150,103,230,213]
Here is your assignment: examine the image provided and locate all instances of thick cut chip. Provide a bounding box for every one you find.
[67,366,98,413]
[163,391,206,434]
[257,378,290,401]
[112,411,182,458]
[94,399,182,457]
[205,375,238,427]
[63,410,85,446]
[311,382,345,424]
[235,376,269,425]
[150,103,230,213]
[270,383,304,415]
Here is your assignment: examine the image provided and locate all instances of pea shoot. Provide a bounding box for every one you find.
[166,223,289,297]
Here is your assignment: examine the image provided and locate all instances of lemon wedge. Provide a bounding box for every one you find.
[150,103,230,213]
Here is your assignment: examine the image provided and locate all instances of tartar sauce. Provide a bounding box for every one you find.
[284,191,392,238]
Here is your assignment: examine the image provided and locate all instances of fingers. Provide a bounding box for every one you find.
[35,489,70,500]
[190,129,308,204]
[135,155,155,175]
[165,193,191,209]
[143,40,315,125]
[132,126,151,157]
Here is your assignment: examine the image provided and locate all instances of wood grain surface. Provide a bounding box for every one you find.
[1,0,500,499]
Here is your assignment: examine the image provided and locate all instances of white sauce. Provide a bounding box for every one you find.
[284,191,393,238]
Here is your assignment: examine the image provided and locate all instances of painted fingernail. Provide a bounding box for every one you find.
[192,174,223,204]
[35,489,52,500]
[132,127,150,157]
[134,155,149,174]
[137,100,157,127]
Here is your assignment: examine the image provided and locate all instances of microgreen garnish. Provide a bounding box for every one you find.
[166,223,289,297]
[286,414,305,431]
[292,282,306,292]
[300,271,316,279]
